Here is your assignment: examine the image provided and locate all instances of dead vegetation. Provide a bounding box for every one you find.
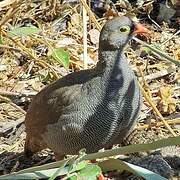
[0,0,179,179]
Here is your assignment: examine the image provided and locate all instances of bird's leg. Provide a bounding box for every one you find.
[54,152,65,161]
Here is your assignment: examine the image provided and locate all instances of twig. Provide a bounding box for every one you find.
[0,1,20,27]
[162,30,180,45]
[2,30,60,79]
[0,0,17,8]
[0,44,21,52]
[137,67,176,136]
[37,60,60,79]
[136,118,180,130]
[0,95,26,115]
[133,37,180,66]
[147,14,161,30]
[82,1,88,69]
[79,0,101,31]
[0,90,37,97]
[144,67,176,82]
[1,138,24,153]
[2,30,37,59]
[139,84,176,137]
[0,117,24,136]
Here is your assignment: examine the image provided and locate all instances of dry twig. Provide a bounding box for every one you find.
[0,95,26,115]
[136,118,180,130]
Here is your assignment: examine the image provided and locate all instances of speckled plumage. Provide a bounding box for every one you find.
[24,16,142,159]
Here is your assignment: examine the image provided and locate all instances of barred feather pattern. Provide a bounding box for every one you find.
[42,50,141,154]
[25,16,142,157]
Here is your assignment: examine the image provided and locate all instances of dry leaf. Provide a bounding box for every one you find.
[68,13,83,36]
[56,37,76,47]
[71,13,81,26]
[143,2,153,14]
[28,78,45,92]
[104,9,118,17]
[157,86,176,114]
[88,29,100,45]
[12,81,28,92]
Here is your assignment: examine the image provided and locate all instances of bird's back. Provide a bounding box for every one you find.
[24,67,102,155]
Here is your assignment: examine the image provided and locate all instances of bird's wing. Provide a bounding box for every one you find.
[25,68,100,131]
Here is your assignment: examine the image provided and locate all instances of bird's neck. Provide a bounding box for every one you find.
[97,49,128,78]
[95,49,134,102]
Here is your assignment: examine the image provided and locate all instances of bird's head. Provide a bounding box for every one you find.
[99,16,148,51]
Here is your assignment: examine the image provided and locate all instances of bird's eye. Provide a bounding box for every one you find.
[120,26,130,33]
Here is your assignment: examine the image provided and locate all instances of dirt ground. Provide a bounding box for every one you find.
[0,0,179,179]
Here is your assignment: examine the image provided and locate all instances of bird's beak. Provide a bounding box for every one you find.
[133,23,149,34]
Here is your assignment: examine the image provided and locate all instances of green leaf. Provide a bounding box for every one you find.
[99,158,167,180]
[52,47,69,69]
[19,157,72,174]
[0,157,72,180]
[8,26,41,37]
[77,164,101,180]
[1,136,179,180]
[70,160,88,173]
[0,160,88,180]
[133,37,180,66]
[67,175,78,180]
[0,168,65,180]
[82,136,180,161]
[0,35,3,44]
[39,71,51,83]
[49,160,88,180]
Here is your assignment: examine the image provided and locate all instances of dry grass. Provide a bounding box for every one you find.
[0,0,179,178]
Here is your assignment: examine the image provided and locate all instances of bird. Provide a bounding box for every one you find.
[24,16,148,160]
